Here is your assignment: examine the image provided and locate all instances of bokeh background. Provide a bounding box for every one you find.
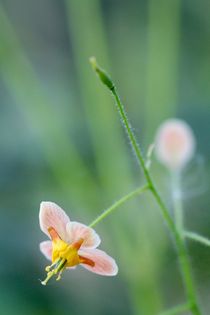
[0,0,210,314]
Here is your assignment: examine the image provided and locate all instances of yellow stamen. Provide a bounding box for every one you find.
[41,227,85,285]
[45,257,60,272]
[56,270,63,281]
[41,257,66,286]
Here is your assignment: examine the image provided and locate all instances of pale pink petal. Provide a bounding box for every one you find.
[66,222,101,248]
[40,241,52,261]
[39,202,70,241]
[79,248,118,276]
[155,119,195,170]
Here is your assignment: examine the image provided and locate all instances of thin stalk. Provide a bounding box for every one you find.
[90,59,202,314]
[159,302,192,315]
[112,87,201,315]
[171,171,183,233]
[184,231,210,247]
[89,184,149,228]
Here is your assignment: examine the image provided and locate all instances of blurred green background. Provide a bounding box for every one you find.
[0,0,210,314]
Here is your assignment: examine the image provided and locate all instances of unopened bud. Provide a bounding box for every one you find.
[155,119,196,171]
[89,56,114,91]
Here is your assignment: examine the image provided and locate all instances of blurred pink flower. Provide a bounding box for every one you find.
[39,202,118,285]
[155,119,195,171]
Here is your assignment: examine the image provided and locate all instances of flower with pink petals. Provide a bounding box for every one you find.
[155,119,195,171]
[39,202,118,285]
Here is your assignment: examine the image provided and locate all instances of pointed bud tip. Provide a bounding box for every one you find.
[89,56,114,91]
[89,56,97,70]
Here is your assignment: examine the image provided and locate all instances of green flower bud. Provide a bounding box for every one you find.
[90,57,114,91]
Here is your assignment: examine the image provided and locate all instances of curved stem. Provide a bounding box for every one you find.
[89,184,149,228]
[158,302,192,315]
[184,231,210,247]
[90,59,202,314]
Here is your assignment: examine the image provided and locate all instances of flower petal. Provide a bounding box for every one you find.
[39,202,70,241]
[40,241,52,261]
[66,222,101,248]
[79,248,118,276]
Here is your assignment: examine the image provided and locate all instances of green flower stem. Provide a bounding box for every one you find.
[158,302,192,315]
[113,87,201,315]
[89,184,149,228]
[90,59,201,315]
[171,171,183,233]
[184,231,210,247]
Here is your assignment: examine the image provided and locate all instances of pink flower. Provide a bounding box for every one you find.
[155,119,195,171]
[39,202,118,285]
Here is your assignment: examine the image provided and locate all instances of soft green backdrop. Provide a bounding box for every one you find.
[0,0,209,314]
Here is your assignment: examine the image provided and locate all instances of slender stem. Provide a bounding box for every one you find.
[112,88,153,186]
[171,171,183,233]
[158,302,192,315]
[89,184,149,228]
[90,60,202,314]
[112,87,201,315]
[150,186,202,315]
[184,231,210,247]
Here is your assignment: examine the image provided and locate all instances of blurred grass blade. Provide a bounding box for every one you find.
[0,5,98,207]
[159,302,191,315]
[65,0,134,197]
[145,0,181,141]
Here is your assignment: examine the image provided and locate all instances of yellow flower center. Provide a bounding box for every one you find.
[41,227,94,285]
